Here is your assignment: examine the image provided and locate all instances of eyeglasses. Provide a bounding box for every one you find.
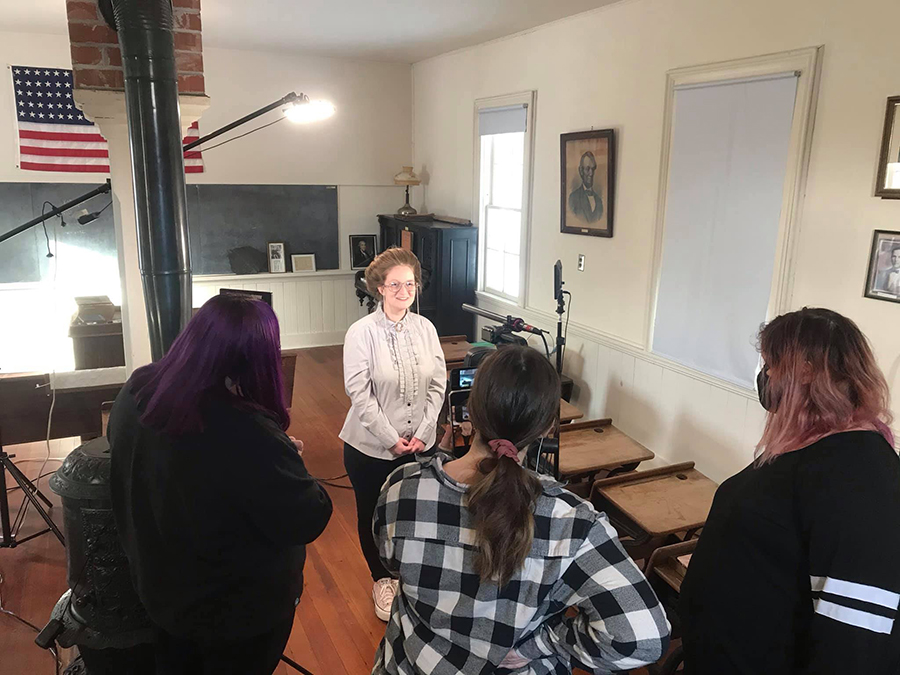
[383,281,417,294]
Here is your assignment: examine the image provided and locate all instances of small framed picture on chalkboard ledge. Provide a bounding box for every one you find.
[268,242,286,273]
[292,253,316,273]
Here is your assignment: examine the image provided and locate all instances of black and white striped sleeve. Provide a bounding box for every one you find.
[801,441,900,672]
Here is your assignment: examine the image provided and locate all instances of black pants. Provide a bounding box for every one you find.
[344,443,416,581]
[154,616,294,675]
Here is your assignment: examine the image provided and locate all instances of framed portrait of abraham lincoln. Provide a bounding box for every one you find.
[560,129,616,237]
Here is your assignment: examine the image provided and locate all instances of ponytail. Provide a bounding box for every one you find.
[463,346,560,586]
[467,451,542,585]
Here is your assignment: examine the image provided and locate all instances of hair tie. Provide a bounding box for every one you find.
[488,439,520,461]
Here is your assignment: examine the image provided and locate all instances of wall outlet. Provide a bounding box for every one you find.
[577,254,585,271]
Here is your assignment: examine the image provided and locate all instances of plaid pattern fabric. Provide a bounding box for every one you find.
[373,453,670,674]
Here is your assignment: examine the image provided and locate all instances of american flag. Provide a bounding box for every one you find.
[11,65,203,173]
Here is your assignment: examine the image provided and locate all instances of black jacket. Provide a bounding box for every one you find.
[108,383,332,640]
[681,431,900,674]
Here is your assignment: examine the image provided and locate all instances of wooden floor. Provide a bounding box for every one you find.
[1,346,665,674]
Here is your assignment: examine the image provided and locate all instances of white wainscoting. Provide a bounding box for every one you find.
[475,293,768,485]
[193,271,367,350]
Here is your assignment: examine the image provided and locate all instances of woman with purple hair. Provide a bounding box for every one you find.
[108,294,332,675]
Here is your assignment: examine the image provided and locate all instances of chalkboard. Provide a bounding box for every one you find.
[0,182,340,283]
[189,184,339,274]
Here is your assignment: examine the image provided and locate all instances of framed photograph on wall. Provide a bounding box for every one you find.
[864,230,900,302]
[560,129,616,237]
[291,253,316,273]
[267,242,286,273]
[350,234,377,270]
[875,96,900,199]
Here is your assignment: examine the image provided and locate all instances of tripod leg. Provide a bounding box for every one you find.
[5,458,54,508]
[4,459,65,546]
[0,458,13,546]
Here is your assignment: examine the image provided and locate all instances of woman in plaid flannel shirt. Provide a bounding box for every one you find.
[373,346,670,674]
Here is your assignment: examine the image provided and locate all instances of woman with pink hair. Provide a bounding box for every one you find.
[681,308,900,674]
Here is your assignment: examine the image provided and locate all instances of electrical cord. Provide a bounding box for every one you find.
[6,468,61,493]
[40,202,54,258]
[312,472,349,482]
[311,471,353,490]
[539,331,551,360]
[95,200,112,217]
[193,116,286,153]
[562,291,572,367]
[315,479,354,490]
[35,386,57,493]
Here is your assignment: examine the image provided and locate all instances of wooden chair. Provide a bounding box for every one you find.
[643,540,697,675]
[644,539,697,594]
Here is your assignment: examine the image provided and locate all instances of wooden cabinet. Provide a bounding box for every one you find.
[377,215,478,340]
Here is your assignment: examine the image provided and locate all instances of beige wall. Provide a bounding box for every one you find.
[412,0,900,479]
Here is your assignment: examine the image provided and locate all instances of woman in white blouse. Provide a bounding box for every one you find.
[340,247,446,621]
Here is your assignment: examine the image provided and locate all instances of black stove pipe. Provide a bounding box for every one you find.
[111,0,191,361]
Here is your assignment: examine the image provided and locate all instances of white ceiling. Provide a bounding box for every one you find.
[5,0,621,63]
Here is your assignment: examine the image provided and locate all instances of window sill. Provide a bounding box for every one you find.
[475,290,524,309]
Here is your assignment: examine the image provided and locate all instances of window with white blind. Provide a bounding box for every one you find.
[475,93,534,304]
[650,49,821,389]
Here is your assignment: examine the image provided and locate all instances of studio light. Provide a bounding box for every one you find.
[284,94,335,124]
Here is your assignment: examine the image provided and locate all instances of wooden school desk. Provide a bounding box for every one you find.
[557,419,654,482]
[591,461,717,549]
[559,399,584,424]
[440,335,472,369]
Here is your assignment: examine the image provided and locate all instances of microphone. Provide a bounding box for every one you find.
[77,201,112,225]
[508,317,544,336]
[461,303,546,335]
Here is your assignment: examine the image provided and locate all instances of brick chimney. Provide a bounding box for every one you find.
[65,0,205,94]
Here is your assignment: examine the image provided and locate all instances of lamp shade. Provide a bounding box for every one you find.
[393,166,421,186]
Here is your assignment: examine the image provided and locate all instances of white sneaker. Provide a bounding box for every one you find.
[373,578,396,621]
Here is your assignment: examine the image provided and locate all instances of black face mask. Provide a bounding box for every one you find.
[757,364,775,412]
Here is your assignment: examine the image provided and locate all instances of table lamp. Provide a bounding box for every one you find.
[393,166,421,216]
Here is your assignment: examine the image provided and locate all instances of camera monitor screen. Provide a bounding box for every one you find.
[449,367,477,392]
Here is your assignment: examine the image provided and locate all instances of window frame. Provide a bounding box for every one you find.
[473,91,536,307]
[646,48,822,386]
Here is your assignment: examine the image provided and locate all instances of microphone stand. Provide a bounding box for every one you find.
[0,180,111,247]
[0,91,305,247]
[555,287,566,375]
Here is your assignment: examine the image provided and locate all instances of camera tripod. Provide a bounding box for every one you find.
[0,435,65,548]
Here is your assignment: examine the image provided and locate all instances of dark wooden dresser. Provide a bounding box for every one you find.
[358,215,478,340]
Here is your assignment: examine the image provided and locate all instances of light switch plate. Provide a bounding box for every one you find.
[577,254,585,271]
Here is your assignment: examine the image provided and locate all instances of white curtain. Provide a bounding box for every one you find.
[652,73,798,388]
[478,105,527,135]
